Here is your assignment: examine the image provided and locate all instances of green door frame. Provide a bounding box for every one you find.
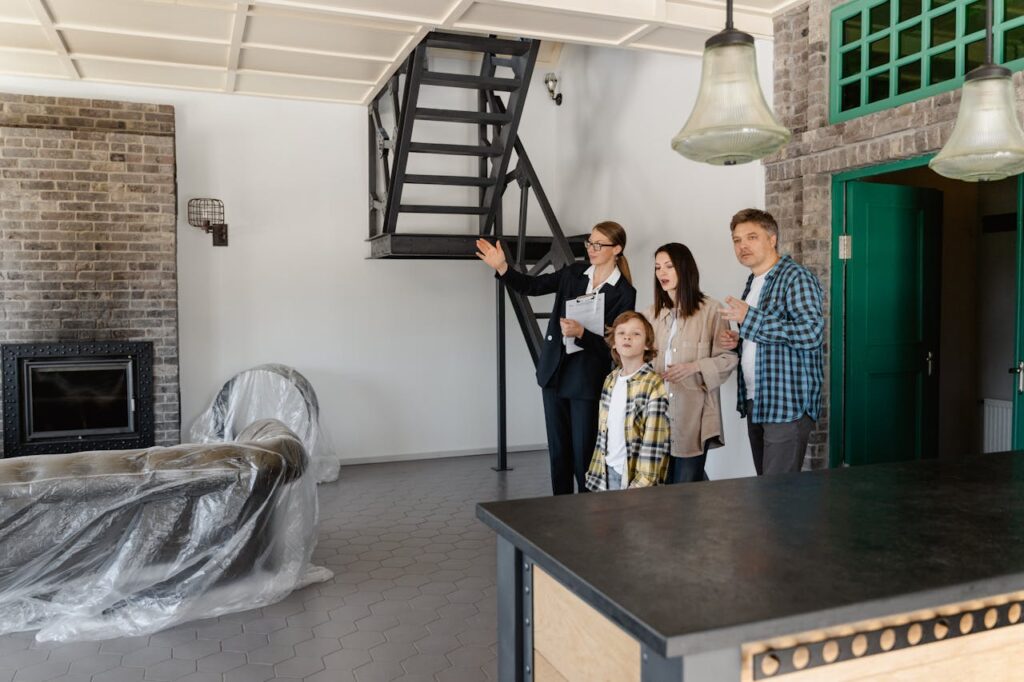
[831,159,1024,466]
[1014,175,1024,447]
[829,154,936,468]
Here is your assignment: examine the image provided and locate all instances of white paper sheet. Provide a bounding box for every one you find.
[563,292,606,355]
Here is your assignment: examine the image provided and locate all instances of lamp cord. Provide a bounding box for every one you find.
[726,0,734,30]
[986,0,994,64]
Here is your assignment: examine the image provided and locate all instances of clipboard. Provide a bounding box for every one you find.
[564,292,605,355]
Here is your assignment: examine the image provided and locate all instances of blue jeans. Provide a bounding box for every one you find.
[665,442,710,484]
[606,467,624,490]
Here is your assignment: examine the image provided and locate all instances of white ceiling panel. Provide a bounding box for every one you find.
[663,0,773,36]
[63,29,229,67]
[0,50,66,77]
[0,21,50,51]
[235,70,372,101]
[240,46,386,81]
[631,25,711,55]
[453,4,640,44]
[244,10,409,59]
[76,57,226,89]
[0,0,781,104]
[0,0,35,23]
[47,0,234,42]
[489,0,658,21]
[257,0,457,23]
[667,0,777,13]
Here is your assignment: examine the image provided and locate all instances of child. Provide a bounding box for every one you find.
[585,311,671,491]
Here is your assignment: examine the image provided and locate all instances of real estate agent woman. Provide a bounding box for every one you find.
[476,222,637,495]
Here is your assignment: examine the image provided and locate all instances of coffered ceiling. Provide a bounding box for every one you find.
[0,0,793,105]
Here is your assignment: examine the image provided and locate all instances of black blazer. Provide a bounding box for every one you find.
[501,262,637,400]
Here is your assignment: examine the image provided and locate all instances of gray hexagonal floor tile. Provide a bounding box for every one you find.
[0,451,551,682]
[195,651,246,674]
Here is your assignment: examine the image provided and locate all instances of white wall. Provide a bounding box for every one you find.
[0,40,771,474]
[549,43,774,479]
[0,73,549,462]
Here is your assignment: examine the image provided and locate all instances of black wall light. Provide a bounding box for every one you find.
[187,198,229,246]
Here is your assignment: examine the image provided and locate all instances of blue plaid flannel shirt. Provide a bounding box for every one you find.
[737,256,825,424]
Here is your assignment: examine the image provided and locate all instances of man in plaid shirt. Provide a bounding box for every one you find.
[719,209,825,475]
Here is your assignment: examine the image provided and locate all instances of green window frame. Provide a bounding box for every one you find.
[830,0,1024,122]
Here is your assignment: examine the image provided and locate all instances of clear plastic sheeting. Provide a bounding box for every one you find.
[0,419,332,642]
[191,364,340,483]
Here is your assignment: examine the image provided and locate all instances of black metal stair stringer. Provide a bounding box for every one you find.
[366,30,587,469]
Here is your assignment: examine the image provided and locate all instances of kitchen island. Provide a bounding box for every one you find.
[477,452,1024,681]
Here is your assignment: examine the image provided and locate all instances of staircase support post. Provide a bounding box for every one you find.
[493,278,511,472]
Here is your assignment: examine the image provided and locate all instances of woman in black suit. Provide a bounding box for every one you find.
[476,221,637,495]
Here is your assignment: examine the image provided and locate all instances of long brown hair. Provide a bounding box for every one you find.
[592,220,632,285]
[653,242,706,319]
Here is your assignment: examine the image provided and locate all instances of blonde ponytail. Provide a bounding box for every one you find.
[616,254,633,285]
[592,220,631,284]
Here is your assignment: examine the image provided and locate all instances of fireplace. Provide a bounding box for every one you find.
[2,342,155,457]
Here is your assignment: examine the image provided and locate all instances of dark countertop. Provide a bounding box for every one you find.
[477,452,1024,658]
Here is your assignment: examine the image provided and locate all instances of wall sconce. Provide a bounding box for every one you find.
[187,198,229,246]
[544,73,562,105]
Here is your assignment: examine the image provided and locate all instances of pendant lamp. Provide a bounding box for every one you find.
[929,0,1024,181]
[671,0,791,165]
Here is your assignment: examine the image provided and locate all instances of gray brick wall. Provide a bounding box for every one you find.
[764,0,1021,467]
[0,93,179,449]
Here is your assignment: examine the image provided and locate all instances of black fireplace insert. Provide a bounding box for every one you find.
[2,342,155,457]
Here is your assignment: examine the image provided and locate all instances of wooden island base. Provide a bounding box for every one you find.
[530,564,1024,682]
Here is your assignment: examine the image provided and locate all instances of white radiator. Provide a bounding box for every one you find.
[982,399,1013,453]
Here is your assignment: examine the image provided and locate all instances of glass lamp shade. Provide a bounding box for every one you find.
[929,68,1024,182]
[671,38,791,165]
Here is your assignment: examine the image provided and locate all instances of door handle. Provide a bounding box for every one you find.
[1010,361,1024,394]
[926,351,935,377]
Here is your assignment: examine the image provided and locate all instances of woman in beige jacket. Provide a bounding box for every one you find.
[643,243,738,483]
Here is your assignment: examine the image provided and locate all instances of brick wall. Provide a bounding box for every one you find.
[0,93,179,449]
[763,0,1021,468]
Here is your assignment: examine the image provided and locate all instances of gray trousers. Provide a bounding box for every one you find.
[745,401,815,475]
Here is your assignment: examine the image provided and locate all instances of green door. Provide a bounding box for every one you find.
[1014,175,1024,449]
[844,181,941,465]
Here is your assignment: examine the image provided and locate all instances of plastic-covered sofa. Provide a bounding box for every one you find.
[0,418,331,642]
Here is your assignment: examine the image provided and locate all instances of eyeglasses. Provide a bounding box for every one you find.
[584,240,615,251]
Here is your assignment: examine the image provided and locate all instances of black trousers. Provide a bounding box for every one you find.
[541,387,599,495]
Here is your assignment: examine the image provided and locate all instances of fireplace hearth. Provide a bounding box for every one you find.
[2,342,155,457]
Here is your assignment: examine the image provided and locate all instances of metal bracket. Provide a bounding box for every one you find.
[751,601,1024,679]
[641,645,682,681]
[210,223,228,247]
[523,560,534,681]
[838,234,852,260]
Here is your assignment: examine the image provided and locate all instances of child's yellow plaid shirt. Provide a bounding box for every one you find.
[585,363,671,491]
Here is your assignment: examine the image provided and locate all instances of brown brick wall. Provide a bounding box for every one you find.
[764,0,1021,467]
[0,93,179,449]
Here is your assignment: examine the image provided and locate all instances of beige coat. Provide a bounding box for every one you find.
[644,299,738,458]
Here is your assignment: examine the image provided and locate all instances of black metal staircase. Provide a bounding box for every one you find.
[368,31,586,468]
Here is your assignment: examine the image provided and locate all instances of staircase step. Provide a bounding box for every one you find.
[368,233,590,261]
[415,108,512,124]
[420,72,521,91]
[399,205,489,215]
[405,174,496,186]
[408,142,503,156]
[425,33,532,56]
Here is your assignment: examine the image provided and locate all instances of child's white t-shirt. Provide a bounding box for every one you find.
[606,369,637,488]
